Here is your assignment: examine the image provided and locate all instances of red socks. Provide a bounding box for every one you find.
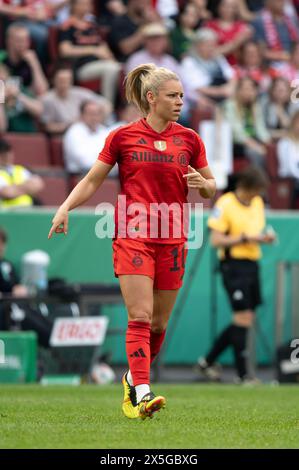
[126,321,167,385]
[150,330,166,364]
[126,321,151,386]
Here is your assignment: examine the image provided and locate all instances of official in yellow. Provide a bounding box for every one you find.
[0,139,43,208]
[196,167,276,383]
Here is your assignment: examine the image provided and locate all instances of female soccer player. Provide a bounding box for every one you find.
[48,64,216,420]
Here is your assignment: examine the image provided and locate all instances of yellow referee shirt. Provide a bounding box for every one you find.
[208,192,265,261]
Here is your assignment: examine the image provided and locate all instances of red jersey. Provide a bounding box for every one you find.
[98,118,208,243]
[205,20,248,65]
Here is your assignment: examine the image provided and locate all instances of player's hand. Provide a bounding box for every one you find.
[48,207,69,239]
[248,233,276,244]
[22,49,40,67]
[183,165,208,189]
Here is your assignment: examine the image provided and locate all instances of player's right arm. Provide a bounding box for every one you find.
[48,160,112,238]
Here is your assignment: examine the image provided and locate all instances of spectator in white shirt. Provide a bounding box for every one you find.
[41,64,112,135]
[63,100,110,174]
[181,28,235,111]
[278,110,299,180]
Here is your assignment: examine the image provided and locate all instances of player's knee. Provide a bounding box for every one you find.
[128,307,152,324]
[234,311,253,327]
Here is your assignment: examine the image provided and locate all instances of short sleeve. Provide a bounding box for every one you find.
[189,132,208,169]
[208,198,230,233]
[98,128,121,166]
[0,175,8,189]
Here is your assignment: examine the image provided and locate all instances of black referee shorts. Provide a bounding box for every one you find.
[220,259,262,312]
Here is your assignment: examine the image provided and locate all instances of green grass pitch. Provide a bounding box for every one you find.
[0,384,298,449]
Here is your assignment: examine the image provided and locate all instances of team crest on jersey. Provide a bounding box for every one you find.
[177,152,188,167]
[173,136,184,146]
[211,207,222,219]
[132,254,143,267]
[154,140,167,151]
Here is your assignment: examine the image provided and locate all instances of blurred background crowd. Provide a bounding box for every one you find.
[1,0,299,209]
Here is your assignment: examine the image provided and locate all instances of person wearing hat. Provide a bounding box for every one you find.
[125,22,181,78]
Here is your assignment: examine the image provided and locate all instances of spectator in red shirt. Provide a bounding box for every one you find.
[205,0,253,65]
[49,63,216,420]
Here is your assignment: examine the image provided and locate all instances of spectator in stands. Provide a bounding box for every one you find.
[277,109,299,205]
[261,76,295,139]
[108,0,160,62]
[191,0,211,22]
[109,102,141,130]
[224,76,271,167]
[0,227,28,298]
[170,2,200,61]
[0,1,48,62]
[205,0,253,65]
[154,0,179,20]
[0,23,48,96]
[0,226,52,345]
[0,139,44,208]
[0,227,29,329]
[233,40,277,93]
[40,64,112,135]
[236,0,265,21]
[277,42,299,81]
[125,23,181,76]
[98,0,127,27]
[251,0,299,67]
[58,0,121,104]
[63,100,109,173]
[181,28,235,111]
[49,0,71,24]
[0,63,42,133]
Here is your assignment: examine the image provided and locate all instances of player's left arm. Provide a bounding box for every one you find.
[183,165,216,199]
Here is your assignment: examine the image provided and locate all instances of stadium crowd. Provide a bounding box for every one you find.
[0,0,299,208]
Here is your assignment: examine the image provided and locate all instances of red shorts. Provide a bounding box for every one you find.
[112,238,187,290]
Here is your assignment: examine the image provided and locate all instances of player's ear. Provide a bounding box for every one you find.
[146,90,156,105]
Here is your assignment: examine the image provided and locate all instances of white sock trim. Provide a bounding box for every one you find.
[136,384,150,403]
[127,370,133,386]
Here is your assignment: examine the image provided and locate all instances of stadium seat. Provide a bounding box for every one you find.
[266,142,279,179]
[37,172,68,206]
[268,179,295,209]
[190,107,214,131]
[48,26,59,64]
[4,132,51,168]
[49,137,64,167]
[265,144,295,209]
[77,78,101,93]
[69,175,120,207]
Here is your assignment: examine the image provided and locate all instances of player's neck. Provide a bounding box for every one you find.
[235,189,251,207]
[145,115,170,134]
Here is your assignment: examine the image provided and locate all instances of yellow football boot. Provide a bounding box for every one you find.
[137,392,166,420]
[121,372,139,419]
